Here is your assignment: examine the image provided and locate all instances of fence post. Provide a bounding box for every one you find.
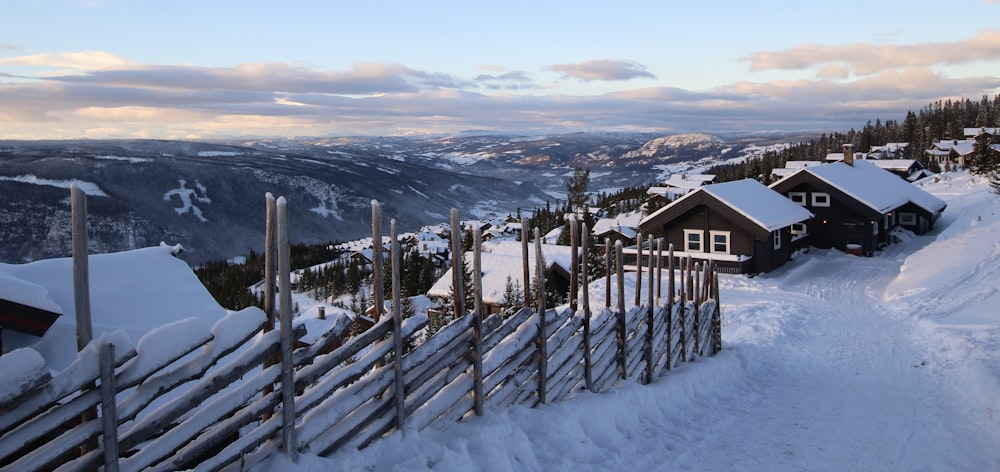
[390,220,406,429]
[71,184,97,454]
[264,193,277,328]
[666,243,674,371]
[276,197,297,461]
[644,235,654,384]
[534,228,547,404]
[263,193,277,420]
[615,241,626,381]
[521,217,531,308]
[71,184,93,351]
[372,201,384,321]
[604,238,611,310]
[471,226,484,416]
[712,266,722,355]
[633,231,642,308]
[691,262,701,353]
[656,240,663,302]
[450,209,465,320]
[570,219,578,312]
[100,341,119,472]
[581,223,593,392]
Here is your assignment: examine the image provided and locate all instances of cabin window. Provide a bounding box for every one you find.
[773,229,782,250]
[899,212,916,225]
[811,192,831,207]
[789,192,807,206]
[791,223,808,236]
[684,229,703,252]
[709,230,730,254]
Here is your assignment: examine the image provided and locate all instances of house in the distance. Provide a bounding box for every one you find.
[770,145,946,256]
[646,173,716,204]
[637,178,812,275]
[926,139,975,169]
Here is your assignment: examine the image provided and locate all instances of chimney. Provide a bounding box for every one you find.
[843,144,854,166]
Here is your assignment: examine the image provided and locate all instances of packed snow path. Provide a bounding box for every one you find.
[258,174,1000,471]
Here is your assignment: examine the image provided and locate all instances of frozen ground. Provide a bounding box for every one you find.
[257,171,1000,471]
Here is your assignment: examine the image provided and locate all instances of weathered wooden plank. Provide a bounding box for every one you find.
[401,313,470,376]
[296,318,420,420]
[0,330,134,437]
[0,349,50,411]
[114,327,290,458]
[295,313,394,391]
[140,367,283,472]
[310,378,395,457]
[546,333,583,390]
[404,355,471,419]
[297,364,395,453]
[192,414,281,472]
[403,325,471,394]
[117,339,291,471]
[0,339,136,468]
[291,314,355,366]
[486,350,536,409]
[482,312,538,377]
[484,339,536,398]
[115,311,268,428]
[100,342,120,472]
[408,372,473,431]
[550,364,584,402]
[482,307,532,353]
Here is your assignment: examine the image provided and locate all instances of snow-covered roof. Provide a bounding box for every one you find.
[963,127,999,137]
[700,179,813,232]
[777,161,946,215]
[641,179,812,234]
[427,241,576,304]
[783,160,824,169]
[930,139,975,155]
[867,159,919,172]
[0,245,228,370]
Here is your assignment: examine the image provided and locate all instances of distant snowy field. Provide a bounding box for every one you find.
[257,171,1000,471]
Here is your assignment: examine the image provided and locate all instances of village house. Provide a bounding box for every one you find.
[926,139,975,169]
[637,178,812,275]
[646,173,716,205]
[770,145,946,257]
[427,240,576,315]
[867,143,909,159]
[591,214,639,249]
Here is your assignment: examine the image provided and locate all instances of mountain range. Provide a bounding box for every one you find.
[0,132,808,265]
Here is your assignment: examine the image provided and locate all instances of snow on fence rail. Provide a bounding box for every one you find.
[0,194,721,472]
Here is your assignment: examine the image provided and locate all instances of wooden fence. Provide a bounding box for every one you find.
[0,193,721,471]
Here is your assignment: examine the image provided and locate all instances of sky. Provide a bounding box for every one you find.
[1,0,999,140]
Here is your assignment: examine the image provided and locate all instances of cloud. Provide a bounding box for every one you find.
[1,51,998,139]
[545,60,656,81]
[746,30,1000,76]
[0,43,23,51]
[474,71,536,90]
[0,50,132,71]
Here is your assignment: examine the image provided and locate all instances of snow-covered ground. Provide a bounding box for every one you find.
[256,170,1000,471]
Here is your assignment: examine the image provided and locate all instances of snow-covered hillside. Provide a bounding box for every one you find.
[256,170,1000,470]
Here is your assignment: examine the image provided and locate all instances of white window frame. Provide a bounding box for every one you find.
[773,229,782,250]
[709,230,730,254]
[811,192,831,207]
[899,212,916,225]
[684,229,703,253]
[788,192,807,206]
[790,223,808,236]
